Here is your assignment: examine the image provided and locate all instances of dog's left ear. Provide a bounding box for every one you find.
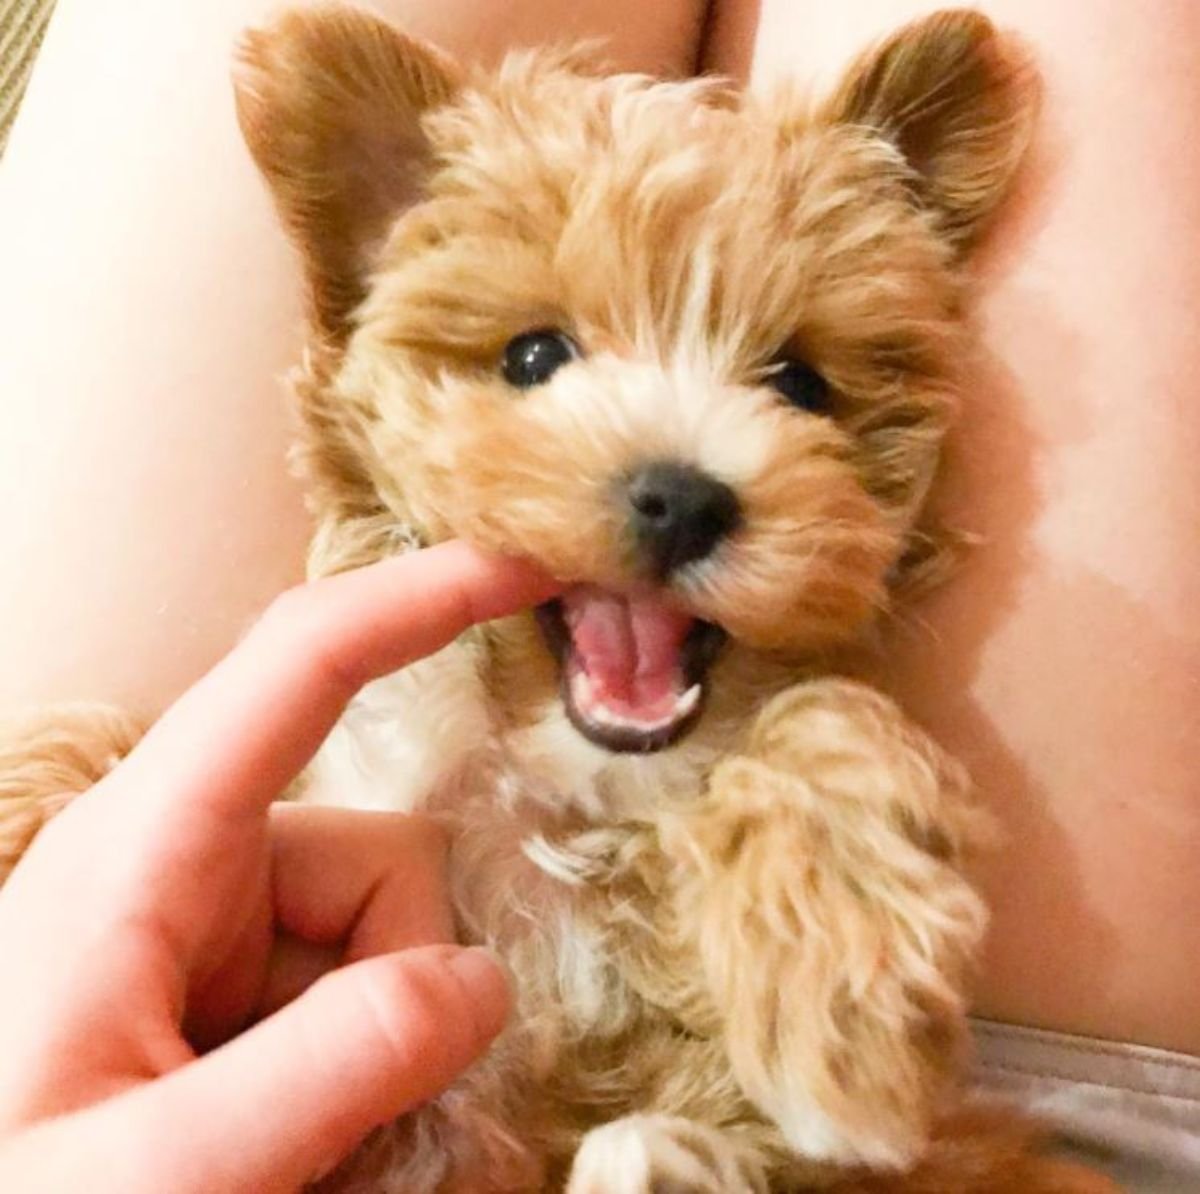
[822,9,1036,252]
[234,6,460,339]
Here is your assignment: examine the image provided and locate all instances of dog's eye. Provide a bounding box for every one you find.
[502,329,578,388]
[768,357,830,414]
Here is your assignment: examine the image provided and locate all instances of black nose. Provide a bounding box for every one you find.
[626,461,741,577]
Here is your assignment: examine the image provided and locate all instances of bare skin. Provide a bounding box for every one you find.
[0,0,706,719]
[0,543,558,1192]
[0,0,1196,1072]
[708,0,1200,1053]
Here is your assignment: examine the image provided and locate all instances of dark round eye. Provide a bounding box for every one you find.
[502,329,578,388]
[768,357,830,414]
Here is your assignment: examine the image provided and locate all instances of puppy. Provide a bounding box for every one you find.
[0,5,1112,1191]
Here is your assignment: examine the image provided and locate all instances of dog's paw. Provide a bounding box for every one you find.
[660,679,989,1169]
[0,702,142,883]
[566,1115,766,1194]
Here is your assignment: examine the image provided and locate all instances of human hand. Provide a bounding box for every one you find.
[0,541,558,1193]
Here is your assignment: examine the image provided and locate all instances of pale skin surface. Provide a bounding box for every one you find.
[0,542,559,1191]
[704,0,1200,1054]
[0,0,1195,1093]
[0,0,706,718]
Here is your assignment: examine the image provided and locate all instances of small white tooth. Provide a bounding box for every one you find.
[675,684,701,717]
[593,703,620,729]
[570,668,596,709]
[567,673,706,737]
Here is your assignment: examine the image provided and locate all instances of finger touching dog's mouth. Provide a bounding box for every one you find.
[534,585,726,753]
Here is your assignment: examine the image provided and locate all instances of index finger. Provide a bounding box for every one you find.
[119,541,559,820]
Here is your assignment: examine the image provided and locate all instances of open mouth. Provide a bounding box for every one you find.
[534,585,727,753]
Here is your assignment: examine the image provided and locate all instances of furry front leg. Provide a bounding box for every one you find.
[663,680,990,1171]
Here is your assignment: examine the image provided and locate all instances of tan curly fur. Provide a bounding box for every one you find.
[0,5,1115,1191]
[0,704,142,883]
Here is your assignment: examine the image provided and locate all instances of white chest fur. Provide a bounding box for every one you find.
[303,638,494,813]
[302,638,714,1039]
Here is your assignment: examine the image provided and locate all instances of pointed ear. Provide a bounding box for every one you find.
[822,9,1037,251]
[234,6,460,338]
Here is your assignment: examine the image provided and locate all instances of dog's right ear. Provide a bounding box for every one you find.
[234,6,460,339]
[820,10,1036,255]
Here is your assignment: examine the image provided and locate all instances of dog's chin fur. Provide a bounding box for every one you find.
[0,7,1111,1194]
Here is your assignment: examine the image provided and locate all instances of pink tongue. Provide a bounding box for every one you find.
[562,586,694,710]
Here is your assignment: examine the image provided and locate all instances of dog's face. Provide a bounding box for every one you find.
[237,7,1033,754]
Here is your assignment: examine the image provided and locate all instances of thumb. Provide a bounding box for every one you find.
[5,946,510,1194]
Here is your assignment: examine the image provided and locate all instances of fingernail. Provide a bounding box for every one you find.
[446,946,511,1040]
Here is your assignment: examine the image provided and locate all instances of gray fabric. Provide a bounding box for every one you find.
[971,1019,1200,1192]
[0,0,55,152]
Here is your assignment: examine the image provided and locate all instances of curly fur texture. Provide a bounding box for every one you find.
[0,5,1116,1191]
[0,704,142,883]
